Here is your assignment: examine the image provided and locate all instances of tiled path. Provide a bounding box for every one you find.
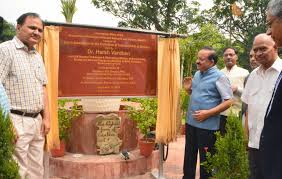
[127,135,200,179]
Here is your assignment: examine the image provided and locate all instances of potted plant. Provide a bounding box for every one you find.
[128,98,157,157]
[51,99,83,157]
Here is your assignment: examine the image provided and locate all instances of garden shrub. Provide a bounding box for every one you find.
[0,108,19,179]
[203,113,249,179]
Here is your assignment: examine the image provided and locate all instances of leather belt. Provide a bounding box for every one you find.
[10,110,41,118]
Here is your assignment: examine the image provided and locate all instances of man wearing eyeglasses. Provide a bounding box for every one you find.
[219,47,249,134]
[242,33,281,179]
[260,0,282,178]
[183,46,233,179]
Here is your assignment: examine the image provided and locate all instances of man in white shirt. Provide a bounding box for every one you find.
[220,47,249,134]
[241,33,282,179]
[241,49,260,127]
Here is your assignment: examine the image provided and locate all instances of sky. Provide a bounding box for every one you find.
[0,0,213,28]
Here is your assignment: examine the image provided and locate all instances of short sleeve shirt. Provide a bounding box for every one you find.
[216,75,233,101]
[221,65,249,116]
[0,37,47,113]
[241,58,282,149]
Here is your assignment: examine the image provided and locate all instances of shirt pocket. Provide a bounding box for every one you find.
[247,89,260,105]
[33,63,46,84]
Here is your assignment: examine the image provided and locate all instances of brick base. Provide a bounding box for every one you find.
[49,149,159,179]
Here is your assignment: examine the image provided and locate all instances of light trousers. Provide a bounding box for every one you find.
[10,113,45,179]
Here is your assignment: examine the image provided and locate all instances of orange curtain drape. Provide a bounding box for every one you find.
[36,26,60,150]
[156,38,181,144]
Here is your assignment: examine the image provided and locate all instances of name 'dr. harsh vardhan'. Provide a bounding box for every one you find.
[88,49,130,56]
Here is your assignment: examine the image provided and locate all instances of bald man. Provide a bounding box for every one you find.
[241,34,281,179]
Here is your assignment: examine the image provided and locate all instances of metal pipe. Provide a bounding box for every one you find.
[159,143,164,178]
[44,21,187,38]
[151,143,165,179]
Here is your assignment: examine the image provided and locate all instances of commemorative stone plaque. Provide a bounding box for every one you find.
[96,113,122,155]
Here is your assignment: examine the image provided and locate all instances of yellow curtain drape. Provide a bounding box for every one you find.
[36,26,60,150]
[156,38,181,144]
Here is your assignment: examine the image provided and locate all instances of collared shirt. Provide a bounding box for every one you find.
[187,66,233,130]
[0,83,10,117]
[221,65,249,116]
[0,37,47,113]
[201,67,233,100]
[241,58,282,149]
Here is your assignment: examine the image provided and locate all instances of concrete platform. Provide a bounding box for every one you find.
[49,136,200,179]
[49,149,159,179]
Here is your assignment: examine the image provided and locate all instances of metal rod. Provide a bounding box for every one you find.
[58,95,157,99]
[44,21,187,38]
[151,143,165,179]
[159,143,164,178]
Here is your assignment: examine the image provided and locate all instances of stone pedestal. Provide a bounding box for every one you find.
[66,110,138,154]
[49,149,159,179]
[49,105,159,178]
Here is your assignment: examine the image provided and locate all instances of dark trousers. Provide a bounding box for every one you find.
[219,115,227,135]
[249,148,264,179]
[183,124,217,179]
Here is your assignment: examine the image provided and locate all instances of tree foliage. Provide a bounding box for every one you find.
[180,23,230,77]
[90,0,269,72]
[205,0,269,68]
[61,0,78,23]
[91,0,203,33]
[207,0,268,46]
[0,17,16,43]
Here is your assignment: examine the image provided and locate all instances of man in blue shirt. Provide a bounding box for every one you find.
[0,82,10,117]
[183,46,233,179]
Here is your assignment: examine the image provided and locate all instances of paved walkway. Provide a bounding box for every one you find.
[128,135,200,179]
